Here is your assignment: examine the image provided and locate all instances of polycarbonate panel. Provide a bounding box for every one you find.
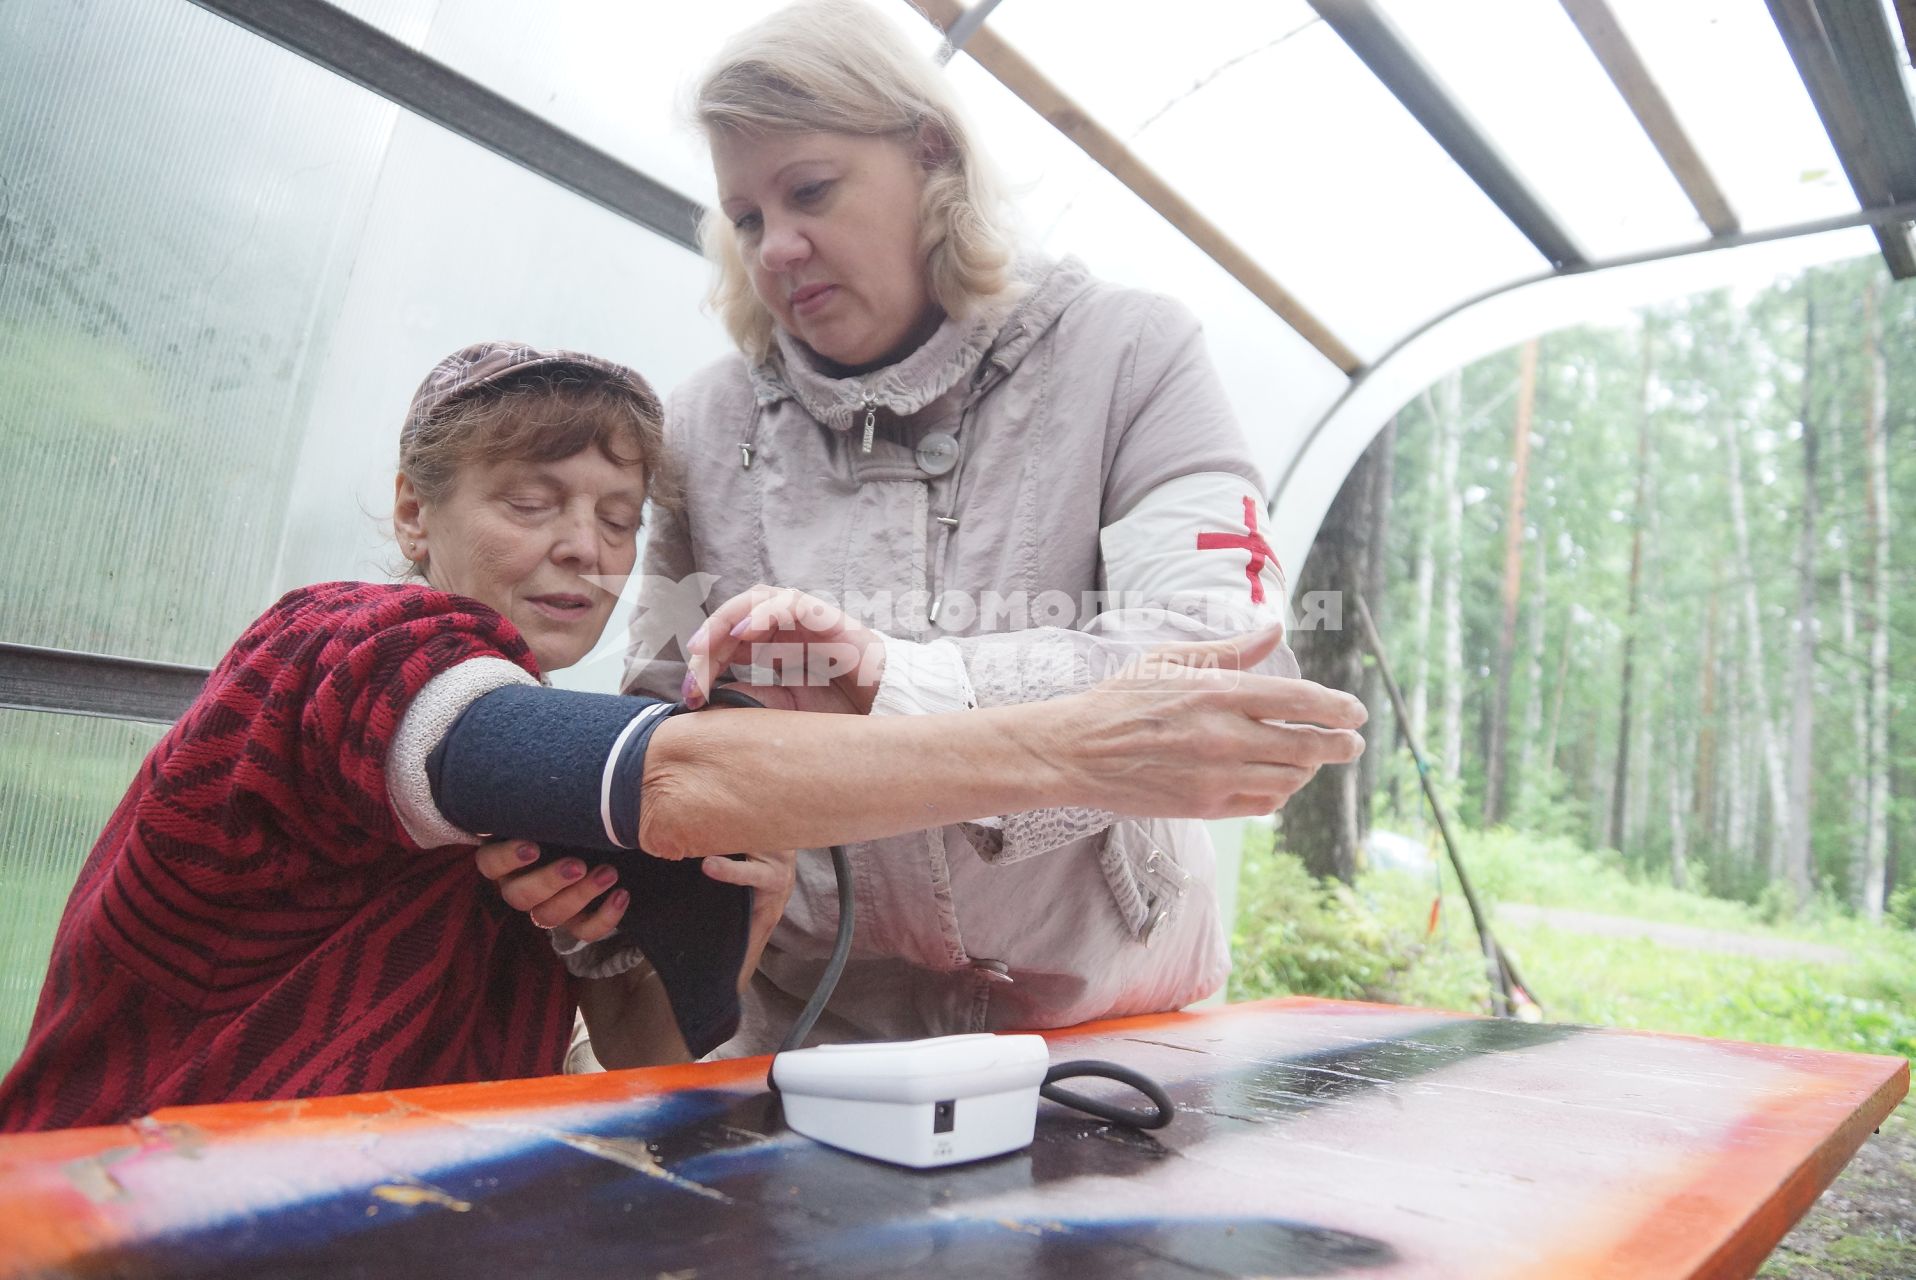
[0,0,400,665]
[0,712,164,1072]
[335,0,844,206]
[267,110,731,696]
[1378,0,1708,261]
[328,0,441,47]
[1084,20,1546,362]
[943,55,1351,493]
[1608,0,1855,231]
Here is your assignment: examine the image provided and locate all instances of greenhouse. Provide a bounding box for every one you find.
[1,1,1912,1275]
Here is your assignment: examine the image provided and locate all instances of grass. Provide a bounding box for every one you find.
[1232,825,1916,1061]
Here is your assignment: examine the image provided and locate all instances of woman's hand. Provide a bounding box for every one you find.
[701,848,797,992]
[474,841,628,942]
[1049,623,1369,817]
[682,584,884,715]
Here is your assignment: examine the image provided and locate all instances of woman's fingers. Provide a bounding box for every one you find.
[702,849,798,902]
[1224,672,1368,730]
[684,585,784,707]
[706,850,797,991]
[1248,720,1367,768]
[523,862,621,929]
[1150,622,1287,673]
[685,585,854,708]
[701,854,769,887]
[475,839,540,882]
[558,888,629,944]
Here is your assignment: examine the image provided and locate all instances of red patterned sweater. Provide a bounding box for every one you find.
[0,583,575,1132]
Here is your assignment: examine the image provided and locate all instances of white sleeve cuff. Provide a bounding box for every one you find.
[869,633,978,717]
[386,656,540,849]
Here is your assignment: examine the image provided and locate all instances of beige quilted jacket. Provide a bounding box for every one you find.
[626,257,1298,1054]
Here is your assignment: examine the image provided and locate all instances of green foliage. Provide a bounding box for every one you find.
[1375,258,1916,918]
[1227,844,1396,1002]
[1889,884,1916,932]
[1232,824,1916,1061]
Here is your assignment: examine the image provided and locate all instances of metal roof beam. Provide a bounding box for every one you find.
[915,0,1363,375]
[1558,0,1739,238]
[0,644,206,725]
[1306,0,1587,271]
[188,0,705,251]
[1765,0,1916,277]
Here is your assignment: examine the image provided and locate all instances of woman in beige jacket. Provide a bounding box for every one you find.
[484,0,1365,1061]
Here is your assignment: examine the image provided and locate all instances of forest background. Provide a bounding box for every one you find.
[1284,256,1909,918]
[1232,257,1914,1278]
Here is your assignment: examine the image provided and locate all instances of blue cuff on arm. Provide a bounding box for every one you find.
[427,683,680,849]
[425,683,749,1057]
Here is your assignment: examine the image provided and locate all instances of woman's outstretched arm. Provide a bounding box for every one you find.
[635,627,1364,860]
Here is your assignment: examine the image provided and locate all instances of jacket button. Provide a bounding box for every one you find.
[915,431,960,476]
[971,958,1015,984]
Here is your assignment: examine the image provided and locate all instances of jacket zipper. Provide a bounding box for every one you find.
[860,391,877,454]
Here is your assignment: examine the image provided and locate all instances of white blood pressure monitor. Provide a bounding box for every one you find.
[770,1033,1051,1168]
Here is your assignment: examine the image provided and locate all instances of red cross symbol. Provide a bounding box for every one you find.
[1196,497,1280,604]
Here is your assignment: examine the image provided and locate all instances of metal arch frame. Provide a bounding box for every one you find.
[1304,0,1587,272]
[1264,195,1916,586]
[1279,192,1916,503]
[187,0,706,252]
[929,0,1916,358]
[1765,0,1916,279]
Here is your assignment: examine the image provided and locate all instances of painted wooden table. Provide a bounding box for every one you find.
[0,998,1904,1279]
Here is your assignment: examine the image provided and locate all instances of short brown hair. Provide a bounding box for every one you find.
[396,367,676,583]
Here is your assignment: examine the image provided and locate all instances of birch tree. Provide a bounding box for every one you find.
[1783,287,1817,907]
[1724,416,1791,874]
[1610,328,1654,854]
[1437,370,1465,785]
[1486,340,1538,824]
[1861,280,1892,919]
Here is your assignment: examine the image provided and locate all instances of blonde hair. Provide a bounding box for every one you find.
[693,0,1017,364]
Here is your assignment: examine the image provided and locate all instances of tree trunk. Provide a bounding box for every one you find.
[1286,428,1391,883]
[1724,631,1751,867]
[1694,588,1720,828]
[1485,339,1538,824]
[1357,417,1396,849]
[1834,428,1871,905]
[1518,529,1550,809]
[1407,397,1440,834]
[1542,614,1572,779]
[1725,415,1792,881]
[1610,328,1654,854]
[1862,280,1892,920]
[1438,371,1466,785]
[1783,285,1817,908]
[1669,717,1694,890]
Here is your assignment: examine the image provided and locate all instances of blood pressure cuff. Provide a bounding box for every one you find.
[427,683,749,1056]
